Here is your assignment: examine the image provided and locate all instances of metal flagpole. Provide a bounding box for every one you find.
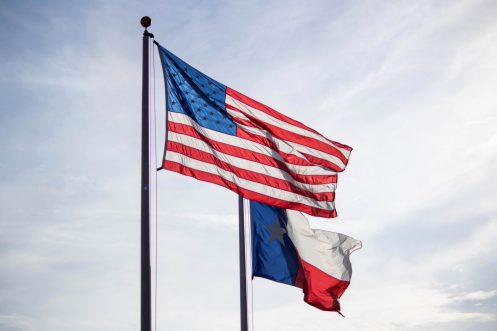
[238,196,249,331]
[140,16,153,331]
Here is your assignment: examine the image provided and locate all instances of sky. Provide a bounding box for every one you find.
[1,0,497,330]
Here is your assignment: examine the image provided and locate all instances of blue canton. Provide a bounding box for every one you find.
[158,46,236,136]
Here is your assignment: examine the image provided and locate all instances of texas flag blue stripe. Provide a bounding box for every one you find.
[251,201,299,285]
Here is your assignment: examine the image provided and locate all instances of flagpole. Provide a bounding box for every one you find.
[238,196,249,331]
[140,16,153,331]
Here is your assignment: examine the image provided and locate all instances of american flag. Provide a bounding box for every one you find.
[157,45,352,218]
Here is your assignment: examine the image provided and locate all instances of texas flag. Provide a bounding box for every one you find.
[250,201,361,313]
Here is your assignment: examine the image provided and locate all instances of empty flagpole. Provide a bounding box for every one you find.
[238,196,249,331]
[140,16,153,331]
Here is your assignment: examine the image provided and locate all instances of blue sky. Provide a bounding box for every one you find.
[1,0,496,330]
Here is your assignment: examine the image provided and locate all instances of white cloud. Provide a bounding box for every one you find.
[0,314,36,331]
[455,290,497,302]
[252,284,495,331]
[422,220,497,275]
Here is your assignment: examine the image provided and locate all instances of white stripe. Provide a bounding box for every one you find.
[225,109,335,169]
[225,109,321,165]
[286,210,362,281]
[226,95,352,160]
[168,131,337,195]
[226,108,345,170]
[168,112,337,177]
[165,151,335,211]
[226,107,248,120]
[234,121,346,170]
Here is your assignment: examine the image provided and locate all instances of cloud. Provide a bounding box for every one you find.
[0,314,36,331]
[252,284,495,331]
[1,0,497,330]
[455,290,497,302]
[165,211,238,228]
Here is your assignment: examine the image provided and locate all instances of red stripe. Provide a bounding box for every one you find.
[227,87,323,135]
[170,120,308,167]
[164,160,338,218]
[227,87,353,153]
[295,258,350,312]
[233,119,347,172]
[167,141,335,202]
[168,122,337,185]
[299,152,347,174]
[235,126,317,167]
[228,105,350,169]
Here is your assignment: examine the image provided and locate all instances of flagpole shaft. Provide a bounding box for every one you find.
[238,196,249,331]
[140,16,153,331]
